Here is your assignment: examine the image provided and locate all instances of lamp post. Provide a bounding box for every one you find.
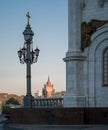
[18,12,40,108]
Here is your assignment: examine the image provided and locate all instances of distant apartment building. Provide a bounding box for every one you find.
[41,77,66,98]
[34,90,42,98]
[52,91,66,98]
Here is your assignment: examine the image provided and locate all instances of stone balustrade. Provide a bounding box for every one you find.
[32,97,63,108]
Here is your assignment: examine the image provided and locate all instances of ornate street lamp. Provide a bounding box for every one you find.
[18,12,40,108]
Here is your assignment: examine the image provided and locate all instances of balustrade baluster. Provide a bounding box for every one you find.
[31,97,63,108]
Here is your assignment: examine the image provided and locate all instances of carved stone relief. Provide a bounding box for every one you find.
[98,0,105,8]
[81,19,108,51]
[81,0,86,8]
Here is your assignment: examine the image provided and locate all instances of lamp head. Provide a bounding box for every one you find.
[23,25,34,41]
[18,49,22,59]
[35,47,40,57]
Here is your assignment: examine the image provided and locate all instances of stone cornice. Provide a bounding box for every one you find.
[63,56,86,62]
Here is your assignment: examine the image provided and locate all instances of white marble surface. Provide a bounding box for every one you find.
[64,0,108,107]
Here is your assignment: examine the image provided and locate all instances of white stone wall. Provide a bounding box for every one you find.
[83,23,108,107]
[87,24,108,107]
[82,0,108,22]
[64,0,108,107]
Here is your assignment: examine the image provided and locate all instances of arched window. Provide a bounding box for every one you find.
[103,49,108,86]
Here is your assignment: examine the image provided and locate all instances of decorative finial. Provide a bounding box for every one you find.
[26,12,31,25]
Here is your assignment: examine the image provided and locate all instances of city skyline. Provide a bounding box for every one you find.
[0,0,68,95]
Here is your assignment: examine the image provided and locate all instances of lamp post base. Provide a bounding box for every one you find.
[23,94,33,108]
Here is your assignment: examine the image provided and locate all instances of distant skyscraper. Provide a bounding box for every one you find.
[42,77,55,98]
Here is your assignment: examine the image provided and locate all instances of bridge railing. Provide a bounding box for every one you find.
[32,97,63,108]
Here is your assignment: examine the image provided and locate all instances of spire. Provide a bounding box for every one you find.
[47,76,51,85]
[48,76,50,82]
[23,12,34,41]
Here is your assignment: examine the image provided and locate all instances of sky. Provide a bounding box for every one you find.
[0,0,68,96]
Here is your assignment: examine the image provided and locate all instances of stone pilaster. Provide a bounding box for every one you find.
[63,0,86,107]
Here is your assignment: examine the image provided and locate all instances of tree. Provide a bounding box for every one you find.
[5,97,20,105]
[2,98,20,114]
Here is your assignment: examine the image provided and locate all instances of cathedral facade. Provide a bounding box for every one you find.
[64,0,108,107]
